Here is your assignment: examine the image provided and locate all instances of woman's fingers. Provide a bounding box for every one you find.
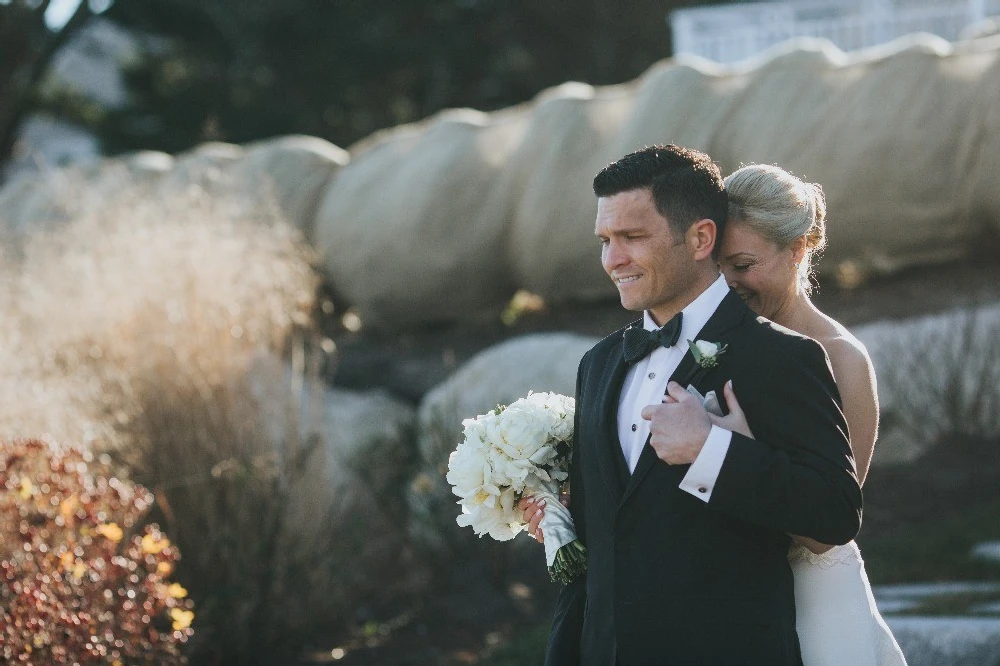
[707,380,754,439]
[528,500,546,539]
[518,496,548,541]
[722,380,743,418]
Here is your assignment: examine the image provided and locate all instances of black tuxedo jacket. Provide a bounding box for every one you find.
[545,289,863,666]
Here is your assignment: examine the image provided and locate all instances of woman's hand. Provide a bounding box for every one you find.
[708,380,754,439]
[517,493,570,543]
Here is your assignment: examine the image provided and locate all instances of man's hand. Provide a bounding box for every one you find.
[640,381,712,465]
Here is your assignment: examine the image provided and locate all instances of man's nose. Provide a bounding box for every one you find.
[603,240,626,272]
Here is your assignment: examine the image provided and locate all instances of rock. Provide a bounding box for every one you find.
[875,581,1000,603]
[498,83,620,302]
[970,601,1000,614]
[408,332,596,550]
[970,541,1000,563]
[876,582,1000,663]
[232,135,348,242]
[886,616,1000,666]
[155,142,245,194]
[0,155,172,240]
[314,108,525,327]
[119,150,175,177]
[854,302,1000,463]
[314,33,1000,327]
[961,17,1000,41]
[246,352,416,526]
[0,171,70,236]
[8,35,1000,330]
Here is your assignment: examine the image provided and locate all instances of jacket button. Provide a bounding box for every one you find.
[697,486,708,494]
[631,424,637,432]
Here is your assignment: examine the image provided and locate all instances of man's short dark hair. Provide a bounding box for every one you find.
[593,144,728,242]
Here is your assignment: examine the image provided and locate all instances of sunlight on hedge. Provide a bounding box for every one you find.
[0,170,394,663]
[1,437,193,664]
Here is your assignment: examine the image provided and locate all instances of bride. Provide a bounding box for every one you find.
[715,163,906,665]
[521,163,907,665]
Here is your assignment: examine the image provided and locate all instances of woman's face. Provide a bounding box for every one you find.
[718,220,801,321]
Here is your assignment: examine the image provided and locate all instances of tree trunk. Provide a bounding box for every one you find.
[0,2,93,182]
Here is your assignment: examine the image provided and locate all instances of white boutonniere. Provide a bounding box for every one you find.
[688,339,727,369]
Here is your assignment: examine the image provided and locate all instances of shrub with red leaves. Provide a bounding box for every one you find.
[0,438,193,664]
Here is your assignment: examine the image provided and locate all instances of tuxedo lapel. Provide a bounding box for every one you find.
[592,326,635,502]
[620,290,749,507]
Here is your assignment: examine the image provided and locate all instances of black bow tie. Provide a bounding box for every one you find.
[623,312,683,365]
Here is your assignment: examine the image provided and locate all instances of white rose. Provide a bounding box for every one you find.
[460,417,490,450]
[694,340,720,357]
[499,402,556,456]
[525,392,574,443]
[550,412,574,443]
[456,488,523,541]
[447,442,498,504]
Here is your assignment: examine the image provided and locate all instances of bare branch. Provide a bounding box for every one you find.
[0,1,95,175]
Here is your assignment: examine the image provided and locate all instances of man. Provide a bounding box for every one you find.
[533,145,862,665]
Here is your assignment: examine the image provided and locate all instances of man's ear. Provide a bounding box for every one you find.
[688,218,717,261]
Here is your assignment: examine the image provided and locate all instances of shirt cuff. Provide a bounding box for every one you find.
[679,425,732,503]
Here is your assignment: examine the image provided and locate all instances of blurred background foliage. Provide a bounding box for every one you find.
[0,0,729,168]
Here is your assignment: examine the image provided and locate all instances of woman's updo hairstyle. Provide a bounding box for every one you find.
[723,164,827,289]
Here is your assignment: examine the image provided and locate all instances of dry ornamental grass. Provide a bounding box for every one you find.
[0,170,392,663]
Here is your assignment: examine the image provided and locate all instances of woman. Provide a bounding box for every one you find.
[522,163,907,665]
[716,163,906,666]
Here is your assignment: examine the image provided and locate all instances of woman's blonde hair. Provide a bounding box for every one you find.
[724,163,826,287]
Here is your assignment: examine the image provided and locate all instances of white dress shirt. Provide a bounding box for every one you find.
[617,274,732,502]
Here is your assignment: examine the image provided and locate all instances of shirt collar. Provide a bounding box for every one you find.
[643,274,730,345]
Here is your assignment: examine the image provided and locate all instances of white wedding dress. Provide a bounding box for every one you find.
[790,541,908,665]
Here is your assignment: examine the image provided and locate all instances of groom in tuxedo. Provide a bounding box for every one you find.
[542,145,862,665]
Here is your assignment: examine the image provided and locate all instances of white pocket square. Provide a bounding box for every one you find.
[686,384,724,417]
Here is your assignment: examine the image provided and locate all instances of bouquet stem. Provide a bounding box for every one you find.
[549,539,587,584]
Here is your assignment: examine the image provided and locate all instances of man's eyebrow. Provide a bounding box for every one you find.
[595,226,645,236]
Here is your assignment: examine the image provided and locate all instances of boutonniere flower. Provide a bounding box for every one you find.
[688,339,727,368]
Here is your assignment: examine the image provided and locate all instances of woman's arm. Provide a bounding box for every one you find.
[824,336,879,487]
[713,335,878,554]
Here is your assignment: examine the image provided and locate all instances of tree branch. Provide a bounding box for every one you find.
[0,1,94,176]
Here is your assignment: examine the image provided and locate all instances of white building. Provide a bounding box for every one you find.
[670,0,1000,64]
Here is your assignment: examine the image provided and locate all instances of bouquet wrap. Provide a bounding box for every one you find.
[536,487,573,567]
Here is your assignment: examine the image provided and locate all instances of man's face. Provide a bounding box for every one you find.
[595,189,696,325]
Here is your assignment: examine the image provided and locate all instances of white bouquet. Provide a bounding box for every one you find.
[446,391,586,584]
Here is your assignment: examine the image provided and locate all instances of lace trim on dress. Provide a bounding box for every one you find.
[788,541,861,569]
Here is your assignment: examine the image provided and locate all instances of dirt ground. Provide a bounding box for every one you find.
[313,257,1000,666]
